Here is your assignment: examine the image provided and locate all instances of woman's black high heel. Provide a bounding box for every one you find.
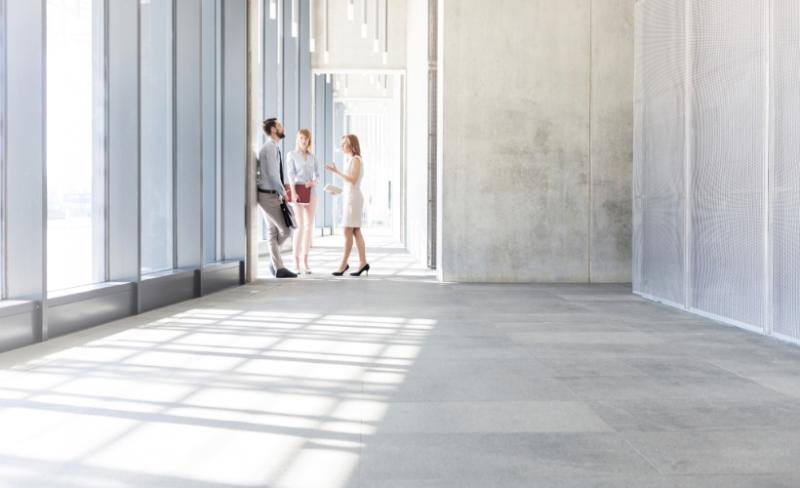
[332,265,350,276]
[350,264,370,277]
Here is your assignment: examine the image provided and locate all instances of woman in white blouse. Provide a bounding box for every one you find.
[287,129,320,274]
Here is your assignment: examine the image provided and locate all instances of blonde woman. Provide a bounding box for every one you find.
[286,129,320,274]
[325,134,370,277]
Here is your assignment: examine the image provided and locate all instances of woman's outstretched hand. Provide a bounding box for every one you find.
[325,163,337,174]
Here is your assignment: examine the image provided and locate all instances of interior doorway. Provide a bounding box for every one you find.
[312,70,405,243]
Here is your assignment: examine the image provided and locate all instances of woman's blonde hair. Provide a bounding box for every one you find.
[342,134,361,157]
[297,129,312,151]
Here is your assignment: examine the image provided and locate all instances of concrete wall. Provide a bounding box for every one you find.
[591,0,634,282]
[405,0,430,264]
[311,0,406,70]
[437,0,633,283]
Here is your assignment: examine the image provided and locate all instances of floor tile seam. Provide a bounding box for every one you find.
[620,427,800,437]
[703,357,792,384]
[620,435,664,476]
[605,426,800,436]
[352,473,800,485]
[561,394,793,403]
[546,371,760,379]
[365,399,600,407]
[587,397,800,408]
[693,362,800,399]
[351,431,632,440]
[545,374,754,381]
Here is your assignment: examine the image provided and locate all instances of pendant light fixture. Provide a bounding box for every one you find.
[277,0,282,65]
[309,0,316,52]
[373,0,379,52]
[291,0,298,38]
[269,0,277,20]
[323,0,330,63]
[382,0,388,64]
[361,0,368,38]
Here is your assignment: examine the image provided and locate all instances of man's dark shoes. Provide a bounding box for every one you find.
[276,268,298,278]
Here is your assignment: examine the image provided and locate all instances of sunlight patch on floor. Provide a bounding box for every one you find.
[0,307,435,488]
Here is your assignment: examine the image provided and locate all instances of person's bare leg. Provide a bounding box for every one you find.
[354,228,367,267]
[338,228,354,272]
[292,203,303,271]
[302,199,316,270]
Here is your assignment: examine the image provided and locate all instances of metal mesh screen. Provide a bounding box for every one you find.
[772,0,800,340]
[635,0,800,341]
[633,0,686,305]
[689,0,767,327]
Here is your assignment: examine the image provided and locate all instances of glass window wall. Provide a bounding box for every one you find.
[0,1,5,297]
[46,0,106,292]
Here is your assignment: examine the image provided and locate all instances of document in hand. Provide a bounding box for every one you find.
[323,184,342,195]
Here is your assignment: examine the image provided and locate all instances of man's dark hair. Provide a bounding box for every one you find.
[263,118,278,136]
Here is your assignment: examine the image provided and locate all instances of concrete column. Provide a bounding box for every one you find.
[314,74,334,230]
[246,0,260,282]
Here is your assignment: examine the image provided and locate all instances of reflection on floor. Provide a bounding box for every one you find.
[1,236,800,487]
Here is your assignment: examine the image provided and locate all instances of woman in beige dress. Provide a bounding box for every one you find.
[325,134,370,277]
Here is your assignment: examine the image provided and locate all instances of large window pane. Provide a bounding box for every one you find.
[141,0,174,274]
[0,1,5,297]
[46,0,106,292]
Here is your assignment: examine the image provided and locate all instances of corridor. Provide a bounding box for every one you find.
[1,242,800,487]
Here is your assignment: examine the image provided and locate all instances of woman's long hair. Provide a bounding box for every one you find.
[342,134,361,157]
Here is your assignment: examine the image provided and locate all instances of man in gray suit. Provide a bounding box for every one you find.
[258,118,297,278]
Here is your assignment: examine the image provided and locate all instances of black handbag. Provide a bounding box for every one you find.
[280,201,297,229]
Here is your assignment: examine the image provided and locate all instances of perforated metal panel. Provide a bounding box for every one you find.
[771,0,800,340]
[633,0,686,305]
[636,0,800,343]
[689,0,767,327]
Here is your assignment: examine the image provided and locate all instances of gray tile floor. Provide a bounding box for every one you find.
[1,236,800,487]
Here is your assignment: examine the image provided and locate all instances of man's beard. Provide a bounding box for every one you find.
[278,130,286,139]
